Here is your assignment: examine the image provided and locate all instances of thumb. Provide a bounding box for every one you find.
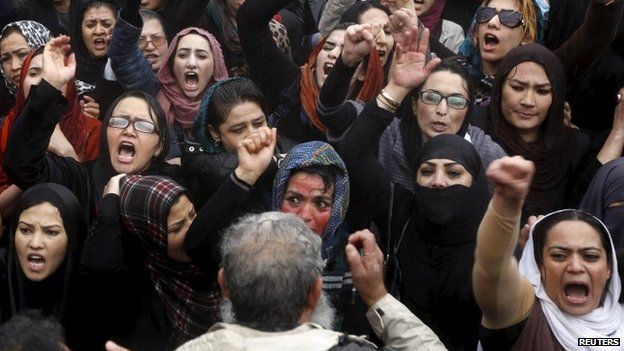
[346,244,364,274]
[105,341,130,351]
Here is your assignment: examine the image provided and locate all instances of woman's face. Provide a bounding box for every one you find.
[140,19,168,72]
[81,5,115,59]
[414,0,436,16]
[172,33,214,101]
[106,96,163,174]
[280,172,333,236]
[416,158,473,188]
[476,0,525,74]
[209,101,267,153]
[359,8,394,65]
[22,53,43,98]
[414,71,469,143]
[501,61,552,142]
[167,195,195,262]
[540,220,611,316]
[314,29,345,88]
[15,202,68,282]
[0,31,30,87]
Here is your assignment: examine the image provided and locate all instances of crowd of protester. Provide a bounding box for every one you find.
[0,0,624,350]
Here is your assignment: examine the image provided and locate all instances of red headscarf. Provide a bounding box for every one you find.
[300,37,384,133]
[420,0,446,38]
[0,50,100,190]
[156,27,229,129]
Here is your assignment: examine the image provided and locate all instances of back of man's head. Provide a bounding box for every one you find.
[0,310,65,351]
[220,212,324,331]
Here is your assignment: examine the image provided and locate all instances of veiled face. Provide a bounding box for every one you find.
[416,158,473,188]
[172,34,214,101]
[81,6,115,58]
[540,220,611,316]
[314,29,345,88]
[167,195,195,262]
[0,31,30,87]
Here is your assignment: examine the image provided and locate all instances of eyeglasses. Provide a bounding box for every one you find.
[475,7,524,28]
[108,116,157,134]
[419,91,470,110]
[139,34,167,49]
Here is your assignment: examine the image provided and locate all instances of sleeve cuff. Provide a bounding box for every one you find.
[230,172,253,191]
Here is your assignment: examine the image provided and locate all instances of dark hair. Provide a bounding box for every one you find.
[206,78,266,130]
[532,210,613,268]
[290,165,338,194]
[139,9,168,38]
[339,0,390,24]
[82,0,118,17]
[0,311,65,351]
[0,26,22,45]
[98,90,169,170]
[400,56,475,175]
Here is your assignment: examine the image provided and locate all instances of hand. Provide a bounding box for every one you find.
[105,341,131,351]
[346,230,388,306]
[388,7,419,49]
[342,24,379,67]
[42,35,76,92]
[381,0,415,12]
[48,124,79,161]
[386,22,440,96]
[234,127,277,186]
[81,95,101,119]
[103,173,127,196]
[611,88,624,134]
[519,215,543,249]
[487,156,535,217]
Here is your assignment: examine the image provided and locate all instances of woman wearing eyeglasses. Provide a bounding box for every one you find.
[3,36,183,349]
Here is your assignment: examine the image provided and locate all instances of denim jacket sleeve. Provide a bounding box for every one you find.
[108,13,159,96]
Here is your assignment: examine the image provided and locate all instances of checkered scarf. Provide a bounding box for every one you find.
[119,175,220,346]
[272,141,349,254]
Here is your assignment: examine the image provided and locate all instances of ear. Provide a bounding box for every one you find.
[153,139,164,158]
[208,125,221,142]
[218,268,230,299]
[307,276,323,311]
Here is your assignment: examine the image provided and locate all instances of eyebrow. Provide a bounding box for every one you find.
[18,221,62,229]
[228,116,265,129]
[423,161,461,167]
[547,245,602,252]
[176,47,210,54]
[508,78,551,88]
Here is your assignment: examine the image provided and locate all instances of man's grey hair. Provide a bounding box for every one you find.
[220,212,325,331]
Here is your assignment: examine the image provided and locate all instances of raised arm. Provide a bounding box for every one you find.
[184,127,277,269]
[237,0,301,110]
[473,156,536,329]
[108,0,159,95]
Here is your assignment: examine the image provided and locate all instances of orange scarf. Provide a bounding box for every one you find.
[300,38,384,133]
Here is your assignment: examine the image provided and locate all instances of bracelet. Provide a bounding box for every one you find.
[376,95,397,112]
[380,89,401,109]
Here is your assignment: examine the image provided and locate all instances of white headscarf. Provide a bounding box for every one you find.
[518,209,624,350]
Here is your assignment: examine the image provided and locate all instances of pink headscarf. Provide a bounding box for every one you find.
[156,27,228,129]
[420,0,446,38]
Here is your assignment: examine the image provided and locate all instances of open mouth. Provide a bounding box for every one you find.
[483,33,499,50]
[184,72,199,90]
[377,49,386,59]
[564,283,589,304]
[431,122,447,132]
[93,37,107,50]
[117,141,136,163]
[414,0,424,3]
[27,254,45,271]
[322,62,334,79]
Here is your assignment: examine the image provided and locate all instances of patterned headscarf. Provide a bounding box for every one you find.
[156,27,228,129]
[119,175,220,347]
[0,20,51,95]
[272,142,349,253]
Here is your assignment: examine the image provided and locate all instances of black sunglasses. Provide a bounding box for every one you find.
[475,7,524,28]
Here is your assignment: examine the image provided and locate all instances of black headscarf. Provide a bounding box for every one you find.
[6,183,86,323]
[580,157,624,250]
[411,134,489,245]
[397,134,488,349]
[71,0,118,85]
[490,43,574,191]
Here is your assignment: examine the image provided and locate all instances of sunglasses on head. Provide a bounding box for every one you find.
[476,7,524,28]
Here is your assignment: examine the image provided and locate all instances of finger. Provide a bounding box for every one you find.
[345,243,365,276]
[67,52,76,68]
[424,57,442,75]
[417,27,431,55]
[269,128,277,148]
[83,95,95,103]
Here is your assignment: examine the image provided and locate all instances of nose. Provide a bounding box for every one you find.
[121,121,138,136]
[429,170,447,188]
[94,22,105,34]
[567,254,585,273]
[329,46,340,60]
[520,90,536,107]
[436,98,449,115]
[29,232,44,249]
[487,13,501,28]
[10,57,21,72]
[186,53,198,67]
[297,203,314,222]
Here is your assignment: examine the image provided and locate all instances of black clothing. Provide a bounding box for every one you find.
[238,0,325,143]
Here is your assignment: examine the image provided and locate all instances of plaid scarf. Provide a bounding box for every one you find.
[119,175,221,347]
